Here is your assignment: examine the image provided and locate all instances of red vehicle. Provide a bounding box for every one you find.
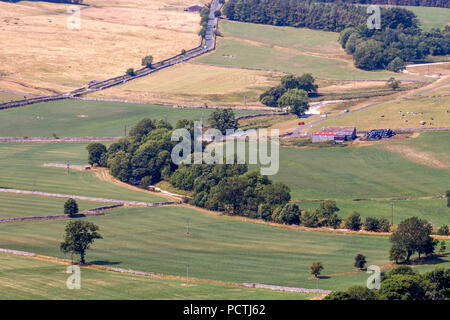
[298,122,305,126]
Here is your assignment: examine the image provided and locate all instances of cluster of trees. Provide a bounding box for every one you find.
[326,266,450,300]
[259,74,316,116]
[86,118,195,187]
[223,0,368,32]
[314,0,450,8]
[339,8,450,70]
[340,212,391,232]
[198,4,212,38]
[224,1,449,71]
[172,166,293,219]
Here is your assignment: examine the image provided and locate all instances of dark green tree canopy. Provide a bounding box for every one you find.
[389,217,435,263]
[63,198,78,216]
[60,220,102,265]
[208,109,238,135]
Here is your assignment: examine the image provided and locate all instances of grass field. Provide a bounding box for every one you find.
[265,132,450,201]
[0,99,265,137]
[0,91,26,103]
[297,199,449,228]
[196,21,428,81]
[385,5,450,31]
[0,0,207,94]
[305,89,450,132]
[0,254,314,300]
[90,63,283,106]
[0,143,166,202]
[0,193,111,219]
[0,205,397,291]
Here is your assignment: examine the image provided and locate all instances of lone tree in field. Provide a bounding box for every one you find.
[354,254,367,270]
[60,221,102,265]
[310,261,324,278]
[64,198,79,216]
[389,217,435,263]
[141,55,154,68]
[387,77,400,91]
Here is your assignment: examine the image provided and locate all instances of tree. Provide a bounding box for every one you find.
[107,150,131,182]
[129,118,155,143]
[387,57,406,72]
[126,68,136,76]
[380,274,426,300]
[389,217,435,263]
[447,190,450,208]
[310,261,324,278]
[325,286,379,300]
[60,221,102,265]
[353,39,385,70]
[387,77,400,91]
[390,246,407,264]
[141,55,154,68]
[423,267,450,300]
[271,203,300,225]
[64,198,78,216]
[208,109,238,135]
[86,143,107,166]
[364,217,390,232]
[354,254,367,270]
[438,240,446,254]
[343,212,362,231]
[278,89,309,116]
[316,200,341,229]
[300,210,319,228]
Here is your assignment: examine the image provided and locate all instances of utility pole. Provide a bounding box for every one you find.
[124,125,127,137]
[390,201,394,226]
[186,217,190,236]
[66,161,70,175]
[186,264,190,285]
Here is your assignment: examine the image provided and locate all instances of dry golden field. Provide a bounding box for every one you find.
[90,62,283,106]
[0,0,208,95]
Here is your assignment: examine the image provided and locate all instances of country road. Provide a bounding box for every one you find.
[291,79,450,137]
[0,0,221,110]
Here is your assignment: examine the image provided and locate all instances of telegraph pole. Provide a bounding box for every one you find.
[124,125,127,137]
[390,201,394,226]
[66,161,70,175]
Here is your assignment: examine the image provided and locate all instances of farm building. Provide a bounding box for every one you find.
[184,4,205,12]
[312,126,357,143]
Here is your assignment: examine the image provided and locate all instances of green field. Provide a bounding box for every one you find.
[265,132,450,200]
[0,193,111,219]
[196,21,427,80]
[308,93,450,131]
[0,205,397,291]
[0,143,166,202]
[0,99,265,137]
[385,5,450,31]
[0,254,314,300]
[297,199,449,228]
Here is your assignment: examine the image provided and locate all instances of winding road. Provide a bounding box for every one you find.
[291,79,450,137]
[0,0,221,110]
